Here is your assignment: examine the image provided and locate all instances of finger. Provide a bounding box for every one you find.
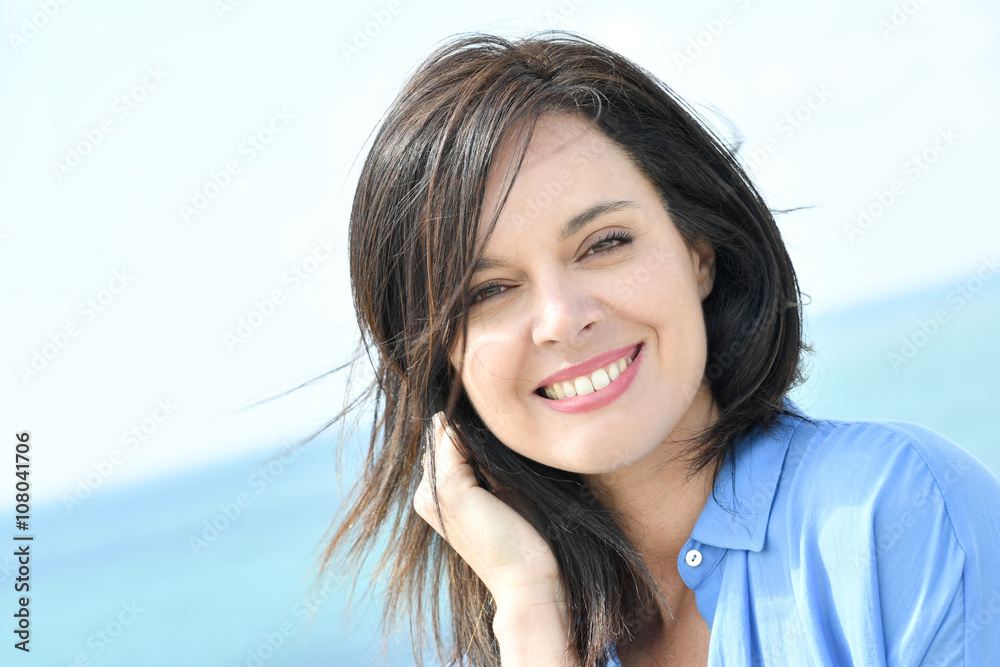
[413,417,440,527]
[431,412,475,492]
[414,412,463,529]
[415,413,479,537]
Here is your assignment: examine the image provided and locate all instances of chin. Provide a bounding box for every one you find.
[531,434,657,475]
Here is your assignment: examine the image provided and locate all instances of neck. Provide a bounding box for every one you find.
[583,382,720,591]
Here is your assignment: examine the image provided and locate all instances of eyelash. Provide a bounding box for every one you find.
[470,230,634,304]
[586,230,633,255]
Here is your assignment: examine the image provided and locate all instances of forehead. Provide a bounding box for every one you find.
[478,113,644,242]
[484,113,612,204]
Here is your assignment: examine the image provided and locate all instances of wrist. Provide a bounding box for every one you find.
[492,584,577,666]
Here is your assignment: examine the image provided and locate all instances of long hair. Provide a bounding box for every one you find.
[320,30,808,666]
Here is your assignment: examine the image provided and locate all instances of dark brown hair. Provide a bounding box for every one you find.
[321,30,807,666]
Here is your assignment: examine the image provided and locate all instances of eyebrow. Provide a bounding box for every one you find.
[472,199,639,274]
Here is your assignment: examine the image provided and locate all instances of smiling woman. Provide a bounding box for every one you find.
[322,31,1000,667]
[456,114,718,476]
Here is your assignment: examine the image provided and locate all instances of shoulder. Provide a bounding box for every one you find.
[778,410,1000,552]
[770,408,1000,662]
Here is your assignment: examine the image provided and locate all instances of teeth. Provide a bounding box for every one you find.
[591,368,610,390]
[541,349,636,400]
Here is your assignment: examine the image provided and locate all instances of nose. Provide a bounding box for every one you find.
[530,275,602,348]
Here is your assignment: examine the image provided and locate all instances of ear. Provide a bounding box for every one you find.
[692,239,716,301]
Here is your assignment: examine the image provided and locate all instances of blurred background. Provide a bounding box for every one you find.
[1,0,998,664]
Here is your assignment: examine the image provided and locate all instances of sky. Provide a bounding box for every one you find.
[1,0,998,503]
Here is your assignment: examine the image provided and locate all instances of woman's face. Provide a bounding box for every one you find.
[451,113,717,475]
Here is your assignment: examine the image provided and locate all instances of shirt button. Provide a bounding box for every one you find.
[685,549,703,567]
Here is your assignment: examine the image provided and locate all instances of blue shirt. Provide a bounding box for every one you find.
[608,399,1000,666]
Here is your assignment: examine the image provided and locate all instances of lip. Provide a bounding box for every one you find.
[535,343,642,391]
[534,343,643,414]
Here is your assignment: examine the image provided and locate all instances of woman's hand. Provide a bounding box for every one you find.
[413,413,577,666]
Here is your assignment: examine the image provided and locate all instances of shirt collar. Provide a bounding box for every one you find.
[689,397,805,552]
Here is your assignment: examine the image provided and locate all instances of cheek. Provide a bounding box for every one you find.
[667,297,710,397]
[459,328,529,417]
[627,268,708,377]
[614,262,702,324]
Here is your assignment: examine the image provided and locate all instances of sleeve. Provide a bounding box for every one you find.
[872,422,1000,666]
[869,446,965,666]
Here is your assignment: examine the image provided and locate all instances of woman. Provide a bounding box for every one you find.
[324,31,1000,666]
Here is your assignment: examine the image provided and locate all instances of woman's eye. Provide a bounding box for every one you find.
[585,231,633,255]
[472,281,506,303]
[588,239,620,253]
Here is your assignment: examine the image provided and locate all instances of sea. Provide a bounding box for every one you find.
[4,275,998,667]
